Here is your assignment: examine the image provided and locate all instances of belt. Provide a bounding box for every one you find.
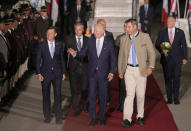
[127,64,139,67]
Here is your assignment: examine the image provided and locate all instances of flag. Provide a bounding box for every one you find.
[170,0,177,13]
[51,0,59,26]
[188,0,191,27]
[162,0,168,27]
[45,0,51,16]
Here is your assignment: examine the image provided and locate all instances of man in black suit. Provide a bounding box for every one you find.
[155,14,188,105]
[139,0,153,35]
[62,0,74,35]
[66,22,89,116]
[36,26,66,124]
[69,0,87,34]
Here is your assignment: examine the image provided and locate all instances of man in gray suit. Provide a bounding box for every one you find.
[118,19,156,127]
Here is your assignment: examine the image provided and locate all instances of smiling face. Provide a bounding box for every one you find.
[46,28,57,42]
[75,24,84,37]
[94,24,104,39]
[167,16,175,29]
[125,22,138,35]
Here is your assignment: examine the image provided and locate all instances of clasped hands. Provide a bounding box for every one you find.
[68,48,77,56]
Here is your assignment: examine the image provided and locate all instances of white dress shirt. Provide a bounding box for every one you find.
[168,27,175,40]
[47,40,55,54]
[76,35,83,48]
[128,32,139,65]
[144,4,149,16]
[96,36,104,57]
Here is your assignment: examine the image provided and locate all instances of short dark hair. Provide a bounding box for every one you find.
[124,18,138,27]
[168,12,176,19]
[47,26,57,33]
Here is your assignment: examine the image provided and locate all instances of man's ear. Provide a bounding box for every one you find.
[55,33,57,37]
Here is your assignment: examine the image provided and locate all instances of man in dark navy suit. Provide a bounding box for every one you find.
[139,0,153,35]
[36,26,66,124]
[155,14,188,105]
[68,24,116,126]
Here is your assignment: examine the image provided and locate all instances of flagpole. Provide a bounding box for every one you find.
[177,0,180,18]
[184,0,188,18]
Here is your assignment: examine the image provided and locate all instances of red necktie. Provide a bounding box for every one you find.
[169,29,173,44]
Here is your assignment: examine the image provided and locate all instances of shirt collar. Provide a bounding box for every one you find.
[130,31,139,39]
[47,40,55,45]
[76,35,83,40]
[97,36,104,41]
[168,27,175,31]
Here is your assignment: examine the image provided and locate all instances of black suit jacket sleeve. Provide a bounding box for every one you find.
[155,31,163,54]
[36,43,42,74]
[109,40,117,74]
[59,42,67,75]
[180,31,188,60]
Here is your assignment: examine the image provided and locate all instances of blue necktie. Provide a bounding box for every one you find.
[50,42,55,58]
[96,39,101,57]
[77,38,82,51]
[132,36,137,66]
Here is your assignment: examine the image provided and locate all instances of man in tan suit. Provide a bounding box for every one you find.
[118,19,156,127]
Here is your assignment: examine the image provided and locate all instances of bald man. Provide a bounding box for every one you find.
[68,24,116,126]
[96,19,114,42]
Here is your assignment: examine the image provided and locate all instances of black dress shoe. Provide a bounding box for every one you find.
[56,119,62,124]
[44,118,51,123]
[174,99,180,105]
[120,119,131,128]
[100,120,106,126]
[166,99,172,104]
[82,104,89,113]
[137,117,144,126]
[72,111,80,117]
[89,118,97,126]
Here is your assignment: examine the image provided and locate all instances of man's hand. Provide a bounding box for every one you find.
[162,49,168,55]
[144,20,148,24]
[62,74,66,80]
[68,48,77,56]
[147,67,153,76]
[183,59,188,65]
[119,73,123,79]
[63,11,69,15]
[108,73,114,82]
[40,38,44,42]
[37,74,44,82]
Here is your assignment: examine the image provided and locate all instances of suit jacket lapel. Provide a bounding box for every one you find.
[53,40,58,59]
[82,36,86,48]
[166,28,170,43]
[92,38,98,58]
[172,28,178,45]
[73,36,78,50]
[99,37,107,58]
[45,40,52,60]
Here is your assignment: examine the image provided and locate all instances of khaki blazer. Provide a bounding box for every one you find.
[118,32,156,77]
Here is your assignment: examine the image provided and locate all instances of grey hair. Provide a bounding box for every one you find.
[94,23,104,31]
[74,22,84,29]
